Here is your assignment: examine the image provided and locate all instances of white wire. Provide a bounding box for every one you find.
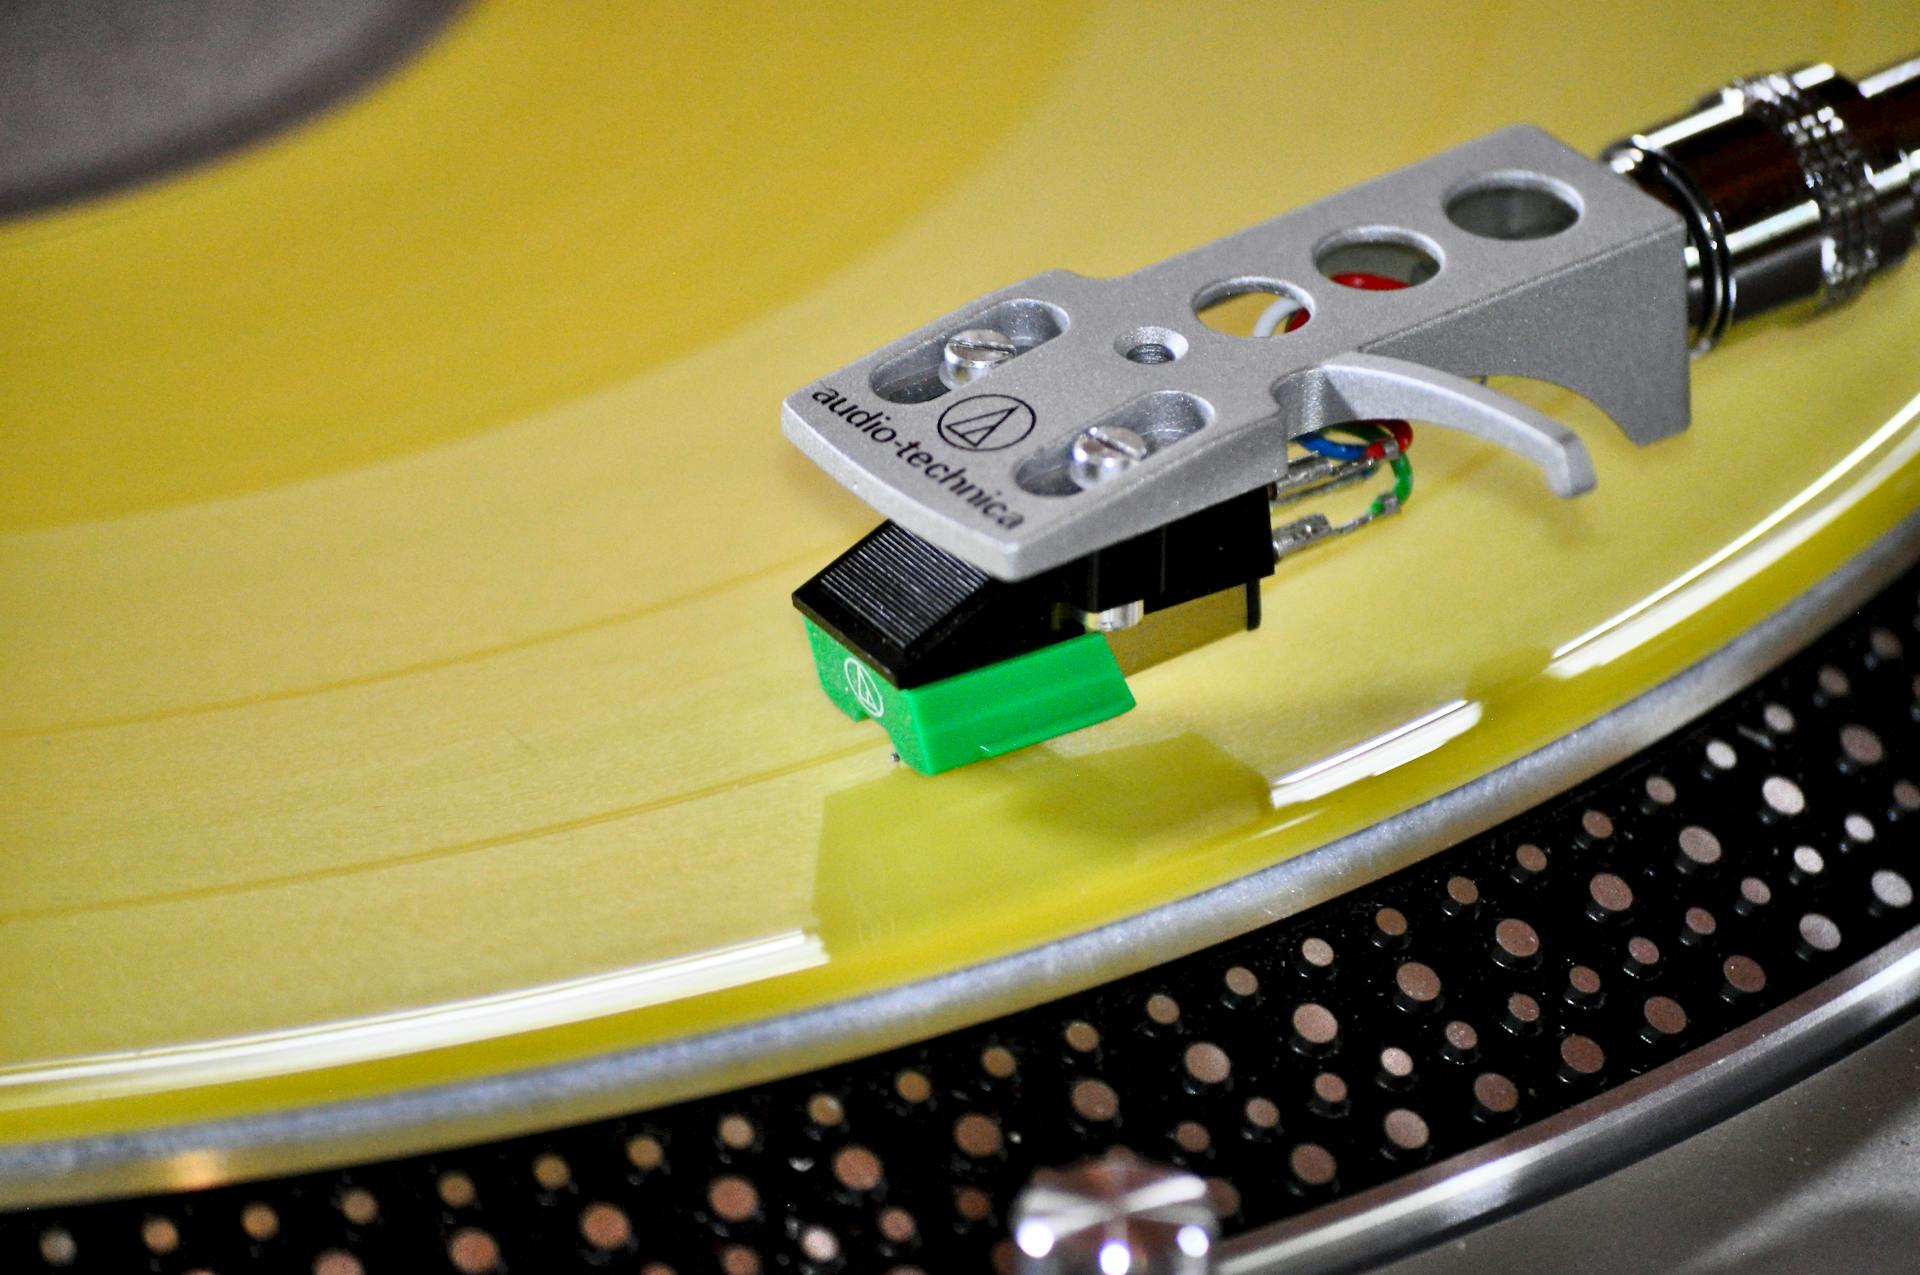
[1250,295,1306,337]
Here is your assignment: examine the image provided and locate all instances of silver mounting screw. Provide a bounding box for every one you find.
[940,327,1018,389]
[1069,424,1150,490]
[1012,1151,1218,1274]
[1077,600,1145,633]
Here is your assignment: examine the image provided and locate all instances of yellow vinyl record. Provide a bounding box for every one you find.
[3,0,1919,1200]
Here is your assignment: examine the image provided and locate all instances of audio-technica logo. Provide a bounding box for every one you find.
[809,385,1028,529]
[843,657,885,717]
[936,394,1037,452]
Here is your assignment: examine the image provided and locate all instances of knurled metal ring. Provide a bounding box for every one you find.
[1735,72,1880,305]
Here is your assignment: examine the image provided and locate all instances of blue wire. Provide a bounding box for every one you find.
[1296,431,1370,462]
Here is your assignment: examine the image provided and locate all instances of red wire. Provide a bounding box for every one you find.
[1283,270,1407,331]
[1331,270,1409,291]
[1285,272,1415,457]
[1339,274,1410,455]
[1365,419,1413,459]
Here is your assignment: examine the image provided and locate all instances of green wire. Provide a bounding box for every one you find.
[1321,423,1414,515]
[1383,453,1413,513]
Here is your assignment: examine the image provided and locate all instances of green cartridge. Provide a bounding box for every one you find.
[802,619,1135,775]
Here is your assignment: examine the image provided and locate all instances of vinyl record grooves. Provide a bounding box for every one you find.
[4,3,1920,1271]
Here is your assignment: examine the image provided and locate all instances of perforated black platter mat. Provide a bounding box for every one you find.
[9,568,1920,1275]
